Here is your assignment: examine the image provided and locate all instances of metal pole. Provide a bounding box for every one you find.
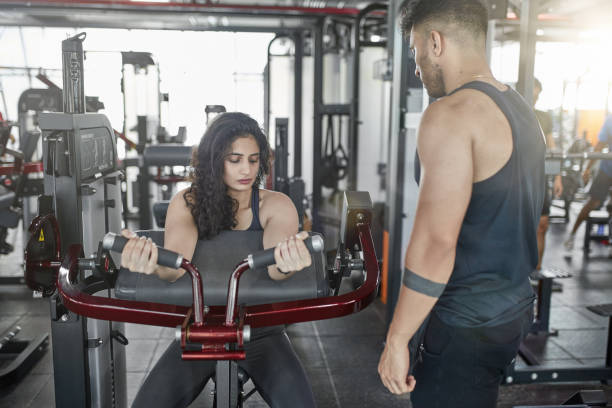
[294,30,303,178]
[312,21,324,233]
[385,36,413,324]
[516,0,538,106]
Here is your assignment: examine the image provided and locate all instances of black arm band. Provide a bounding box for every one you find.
[402,268,446,298]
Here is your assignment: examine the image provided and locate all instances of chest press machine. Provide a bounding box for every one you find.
[23,32,381,408]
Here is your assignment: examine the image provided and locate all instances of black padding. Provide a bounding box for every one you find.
[114,230,330,306]
[153,201,169,228]
[143,145,192,167]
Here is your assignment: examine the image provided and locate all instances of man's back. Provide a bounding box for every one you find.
[433,80,546,327]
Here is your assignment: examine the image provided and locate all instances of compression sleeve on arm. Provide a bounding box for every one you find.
[402,267,446,298]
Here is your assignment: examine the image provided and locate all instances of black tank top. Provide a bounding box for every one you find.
[247,188,263,231]
[425,81,545,327]
[245,188,283,339]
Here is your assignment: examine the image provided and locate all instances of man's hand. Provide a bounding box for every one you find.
[582,168,591,185]
[378,340,416,395]
[553,175,563,198]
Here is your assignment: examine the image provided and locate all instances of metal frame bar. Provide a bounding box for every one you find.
[0,0,365,20]
[349,3,387,192]
[383,0,415,322]
[312,20,324,232]
[516,0,539,105]
[56,222,379,333]
[293,30,303,178]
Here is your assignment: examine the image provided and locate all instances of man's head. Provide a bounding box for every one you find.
[400,0,489,98]
[533,77,542,106]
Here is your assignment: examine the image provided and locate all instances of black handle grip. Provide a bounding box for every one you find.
[247,235,324,270]
[102,232,183,269]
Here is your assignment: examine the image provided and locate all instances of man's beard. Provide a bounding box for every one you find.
[421,56,446,98]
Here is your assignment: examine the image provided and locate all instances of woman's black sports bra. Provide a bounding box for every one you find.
[247,188,263,231]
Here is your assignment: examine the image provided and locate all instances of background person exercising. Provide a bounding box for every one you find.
[120,112,316,408]
[564,114,612,252]
[533,78,563,270]
[377,1,545,407]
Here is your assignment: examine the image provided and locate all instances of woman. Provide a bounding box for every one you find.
[121,112,316,408]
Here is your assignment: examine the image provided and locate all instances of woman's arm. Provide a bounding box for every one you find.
[120,188,198,282]
[260,191,312,281]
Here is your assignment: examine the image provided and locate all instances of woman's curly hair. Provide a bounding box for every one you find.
[185,112,271,239]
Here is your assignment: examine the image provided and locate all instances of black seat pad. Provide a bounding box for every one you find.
[114,230,329,306]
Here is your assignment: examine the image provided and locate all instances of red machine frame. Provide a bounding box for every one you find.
[35,221,379,361]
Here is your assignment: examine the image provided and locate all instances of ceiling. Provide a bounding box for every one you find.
[0,0,611,38]
[0,0,371,33]
[497,0,612,42]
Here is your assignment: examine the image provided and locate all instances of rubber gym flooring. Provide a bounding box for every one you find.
[1,201,611,407]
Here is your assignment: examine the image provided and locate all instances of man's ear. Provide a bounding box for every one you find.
[430,30,443,57]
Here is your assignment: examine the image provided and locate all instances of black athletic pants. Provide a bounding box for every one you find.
[132,329,316,408]
[411,309,533,408]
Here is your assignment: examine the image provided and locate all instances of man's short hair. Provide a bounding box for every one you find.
[400,0,489,41]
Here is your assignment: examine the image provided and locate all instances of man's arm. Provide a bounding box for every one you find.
[387,102,473,346]
[378,101,473,394]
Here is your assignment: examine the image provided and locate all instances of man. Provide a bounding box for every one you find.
[533,78,563,270]
[377,1,545,407]
[563,114,612,252]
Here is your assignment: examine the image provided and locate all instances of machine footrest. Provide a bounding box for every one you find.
[587,303,612,317]
[0,331,49,387]
[531,267,572,281]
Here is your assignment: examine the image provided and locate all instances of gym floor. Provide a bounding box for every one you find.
[1,200,612,407]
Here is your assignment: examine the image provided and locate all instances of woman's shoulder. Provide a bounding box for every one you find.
[259,189,293,207]
[168,187,194,212]
[258,189,297,218]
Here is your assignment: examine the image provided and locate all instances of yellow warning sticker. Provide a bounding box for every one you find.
[38,229,45,242]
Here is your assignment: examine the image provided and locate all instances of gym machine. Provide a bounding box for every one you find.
[118,51,191,230]
[34,189,378,407]
[0,79,105,259]
[0,75,105,387]
[23,32,381,407]
[26,32,128,407]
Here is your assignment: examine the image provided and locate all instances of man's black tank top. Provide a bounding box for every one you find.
[417,81,545,328]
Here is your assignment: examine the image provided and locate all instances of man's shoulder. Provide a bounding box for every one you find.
[420,92,484,137]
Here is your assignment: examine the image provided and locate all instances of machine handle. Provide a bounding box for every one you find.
[102,232,183,269]
[247,235,324,270]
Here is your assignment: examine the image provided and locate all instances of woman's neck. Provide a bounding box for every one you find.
[228,187,252,210]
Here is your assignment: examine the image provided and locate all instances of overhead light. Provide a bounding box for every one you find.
[221,17,229,26]
[371,34,381,42]
[207,16,218,26]
[536,29,544,36]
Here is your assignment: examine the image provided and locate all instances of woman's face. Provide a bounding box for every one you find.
[223,135,261,193]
